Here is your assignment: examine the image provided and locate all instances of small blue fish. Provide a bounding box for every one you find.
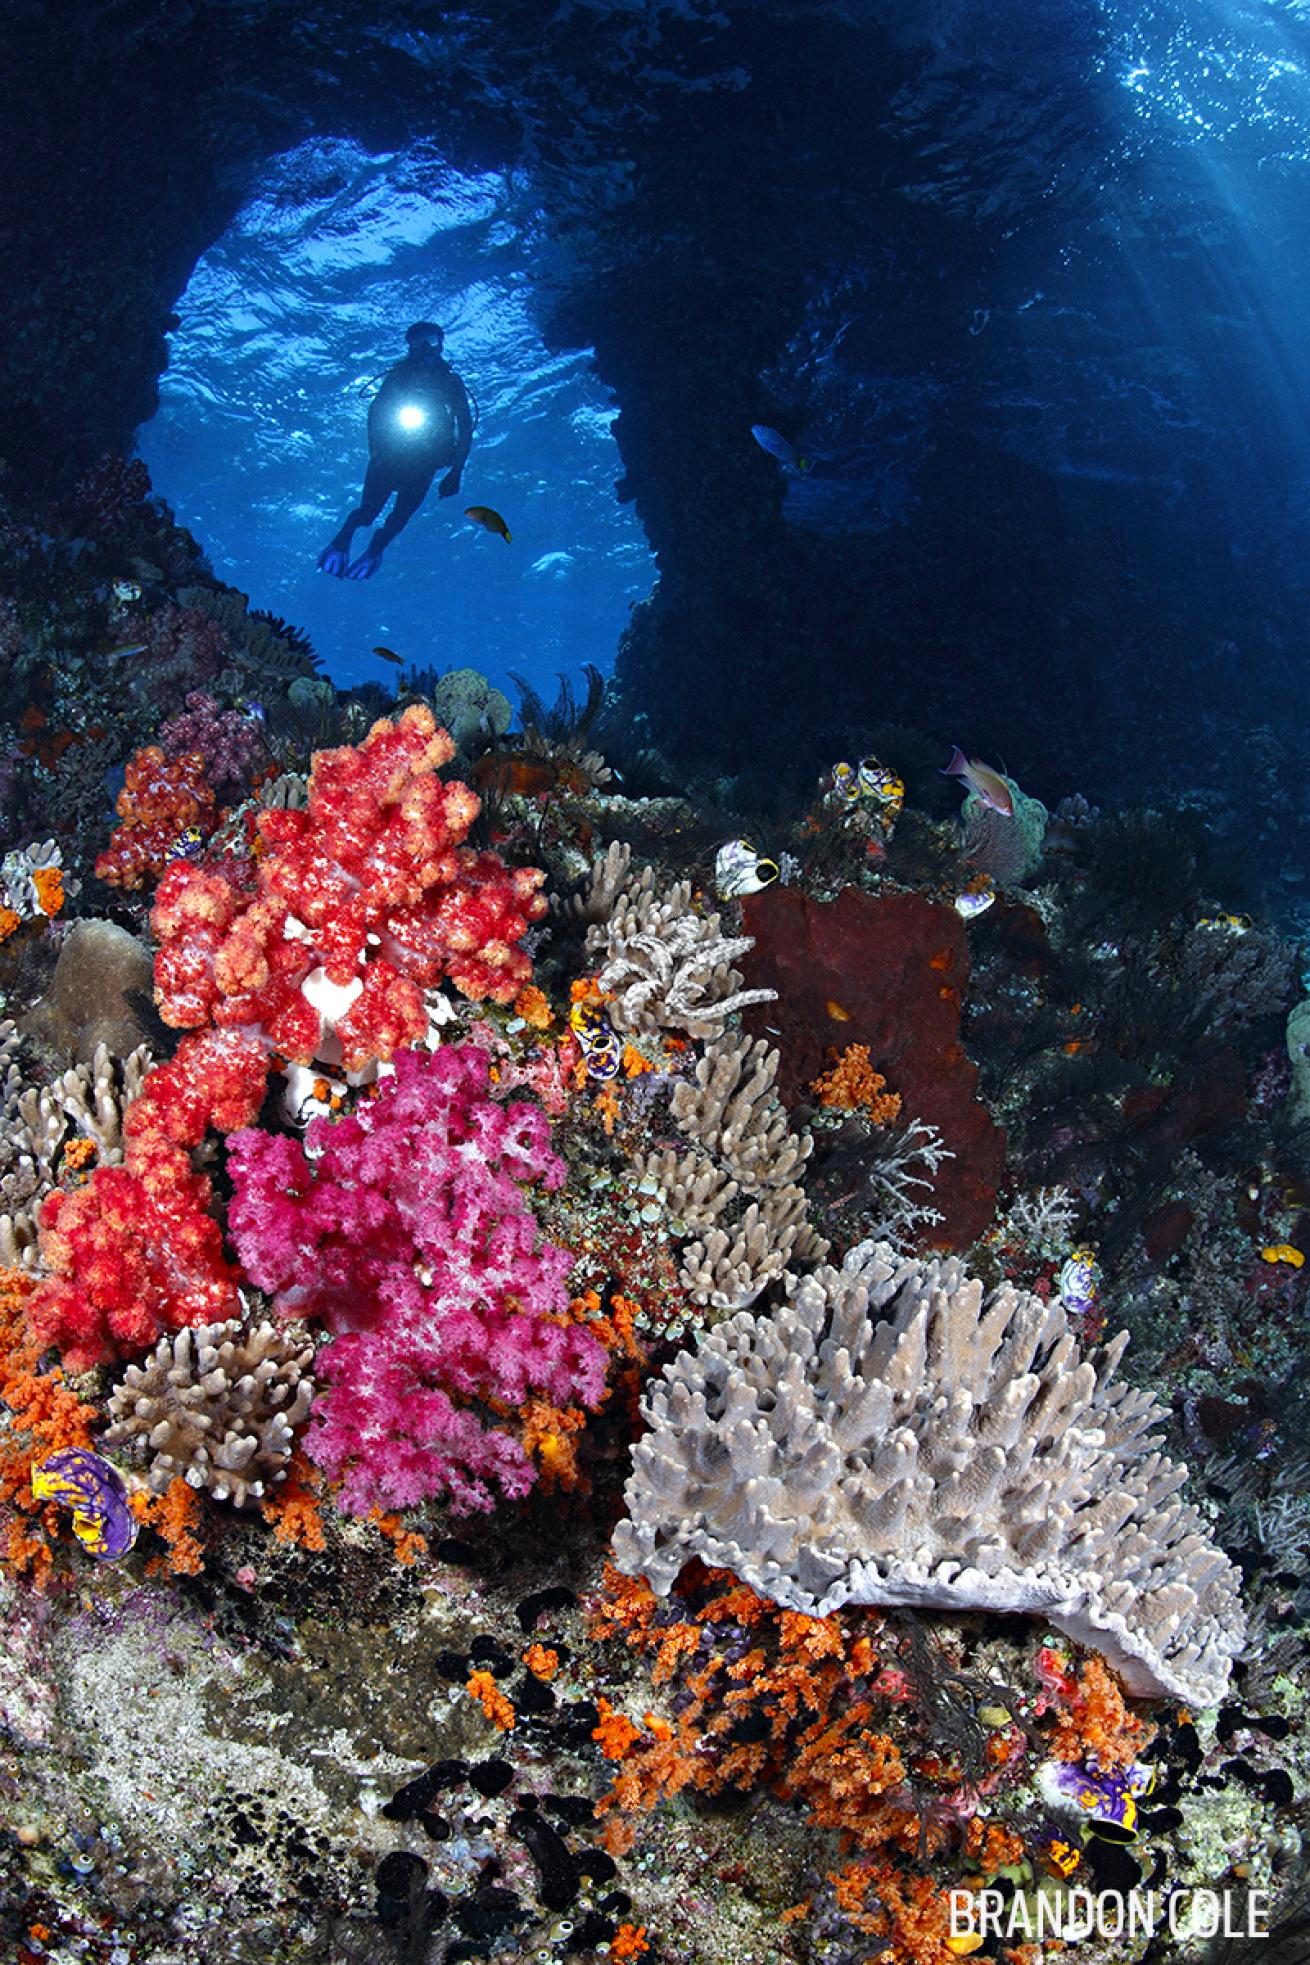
[750,424,810,473]
[31,1448,137,1561]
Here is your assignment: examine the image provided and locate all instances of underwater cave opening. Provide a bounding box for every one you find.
[137,134,656,704]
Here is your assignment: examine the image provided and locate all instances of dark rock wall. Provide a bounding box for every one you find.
[4,1,1307,806]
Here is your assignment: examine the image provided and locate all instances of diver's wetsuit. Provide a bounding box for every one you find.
[320,350,473,579]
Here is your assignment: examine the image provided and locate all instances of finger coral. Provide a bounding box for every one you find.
[613,1241,1244,1706]
[151,703,546,1070]
[587,868,775,1041]
[0,1020,152,1271]
[104,1316,315,1509]
[637,1031,826,1310]
[227,1043,607,1515]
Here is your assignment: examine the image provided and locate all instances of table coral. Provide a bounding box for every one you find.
[227,1043,607,1514]
[615,1241,1244,1705]
[151,703,546,1070]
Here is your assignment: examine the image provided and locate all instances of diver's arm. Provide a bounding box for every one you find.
[440,377,473,494]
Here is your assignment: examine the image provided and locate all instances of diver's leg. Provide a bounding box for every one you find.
[346,469,435,580]
[319,461,393,576]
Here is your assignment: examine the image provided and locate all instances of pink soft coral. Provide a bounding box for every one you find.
[227,1044,604,1514]
[152,703,546,1070]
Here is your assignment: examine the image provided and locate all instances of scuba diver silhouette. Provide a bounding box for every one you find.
[318,321,473,580]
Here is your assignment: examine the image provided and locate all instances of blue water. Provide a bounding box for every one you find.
[139,137,655,699]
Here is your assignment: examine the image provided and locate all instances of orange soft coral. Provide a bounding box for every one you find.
[261,1451,328,1551]
[828,1861,961,1965]
[521,1398,588,1491]
[0,1266,100,1584]
[467,1669,516,1731]
[31,865,64,917]
[812,1044,903,1122]
[514,985,554,1030]
[369,1507,428,1567]
[587,1565,936,1856]
[129,1476,206,1576]
[1048,1654,1154,1770]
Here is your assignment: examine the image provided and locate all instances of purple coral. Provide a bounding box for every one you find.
[141,603,228,693]
[227,1043,604,1515]
[159,691,264,798]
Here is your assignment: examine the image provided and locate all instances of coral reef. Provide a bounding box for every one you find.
[0,437,1300,1965]
[614,1240,1244,1704]
[104,1316,315,1508]
[228,1043,606,1513]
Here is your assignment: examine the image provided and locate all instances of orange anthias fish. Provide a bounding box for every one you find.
[465,505,512,543]
[943,745,1014,817]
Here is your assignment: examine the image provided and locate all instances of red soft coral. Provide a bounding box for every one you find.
[151,704,545,1070]
[227,1043,605,1514]
[28,1031,268,1373]
[95,746,218,891]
